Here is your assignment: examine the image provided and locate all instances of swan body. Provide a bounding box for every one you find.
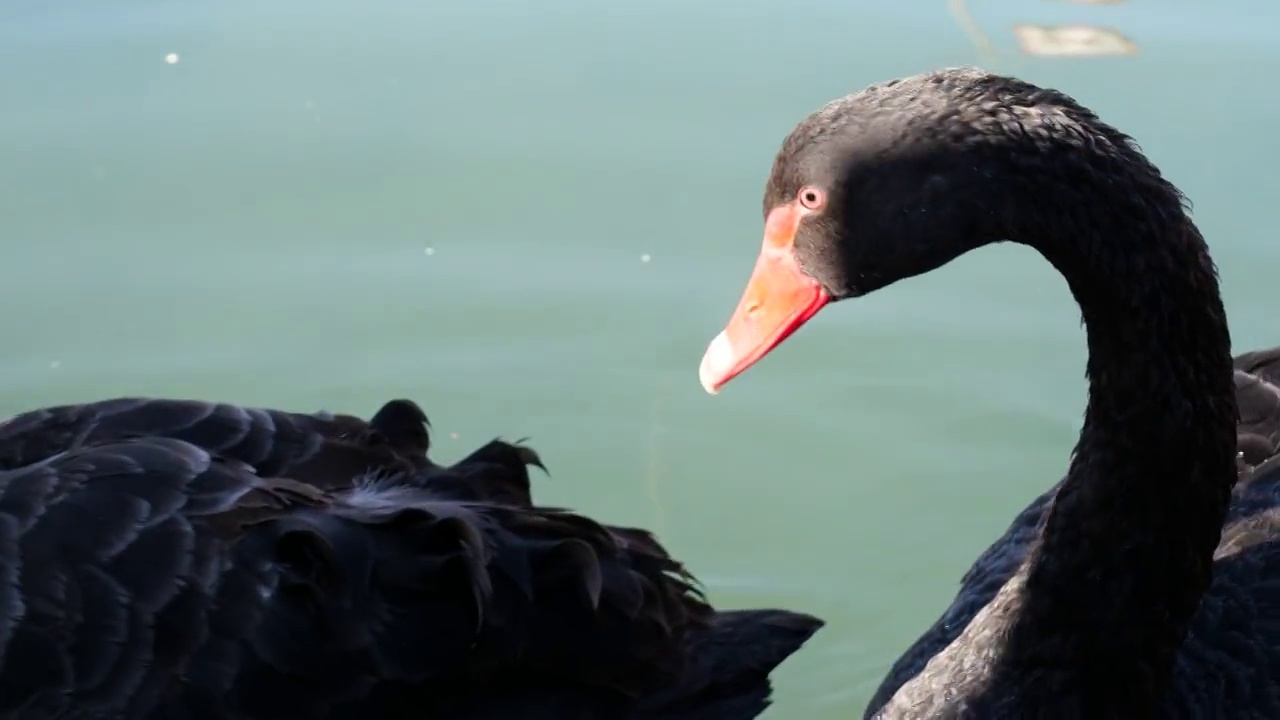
[866,350,1280,719]
[0,397,822,718]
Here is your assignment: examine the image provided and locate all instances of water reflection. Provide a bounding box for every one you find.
[1014,24,1138,56]
[950,0,1139,58]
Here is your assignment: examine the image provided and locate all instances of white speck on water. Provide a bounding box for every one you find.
[640,254,651,263]
[449,432,459,440]
[423,247,435,256]
[49,360,60,369]
[164,53,180,65]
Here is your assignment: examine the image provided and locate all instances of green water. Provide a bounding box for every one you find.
[3,0,1278,715]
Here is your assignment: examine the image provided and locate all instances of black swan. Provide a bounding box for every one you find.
[0,397,822,718]
[698,68,1280,718]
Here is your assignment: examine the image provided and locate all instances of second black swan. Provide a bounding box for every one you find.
[699,68,1280,718]
[0,397,822,718]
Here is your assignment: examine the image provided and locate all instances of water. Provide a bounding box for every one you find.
[2,0,1278,715]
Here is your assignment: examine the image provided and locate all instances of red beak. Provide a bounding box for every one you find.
[699,203,831,394]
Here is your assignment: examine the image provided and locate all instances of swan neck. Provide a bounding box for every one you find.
[1005,205,1238,700]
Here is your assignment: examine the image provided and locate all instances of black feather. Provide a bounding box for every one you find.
[0,398,822,718]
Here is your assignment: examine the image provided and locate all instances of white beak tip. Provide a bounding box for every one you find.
[698,332,733,395]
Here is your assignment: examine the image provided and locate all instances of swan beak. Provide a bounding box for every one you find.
[699,203,830,394]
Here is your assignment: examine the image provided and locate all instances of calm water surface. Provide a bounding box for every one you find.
[3,0,1279,715]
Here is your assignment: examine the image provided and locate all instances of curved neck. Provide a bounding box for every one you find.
[998,178,1238,709]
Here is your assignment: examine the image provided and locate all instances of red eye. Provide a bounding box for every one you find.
[798,186,826,211]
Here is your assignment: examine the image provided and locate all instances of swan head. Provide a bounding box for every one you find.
[699,66,1125,394]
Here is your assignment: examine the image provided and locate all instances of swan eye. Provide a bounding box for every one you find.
[798,186,826,211]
